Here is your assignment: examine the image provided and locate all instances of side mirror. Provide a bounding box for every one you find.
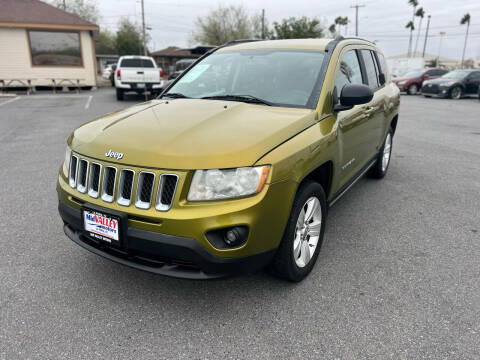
[334,84,373,112]
[379,73,386,86]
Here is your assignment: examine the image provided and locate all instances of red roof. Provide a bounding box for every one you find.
[0,0,98,29]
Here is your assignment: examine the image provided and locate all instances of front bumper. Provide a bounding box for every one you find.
[59,201,275,279]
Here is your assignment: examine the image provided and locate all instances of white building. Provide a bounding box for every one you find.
[0,0,99,89]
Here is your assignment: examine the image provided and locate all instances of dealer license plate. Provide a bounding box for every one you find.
[83,209,120,243]
[137,83,145,88]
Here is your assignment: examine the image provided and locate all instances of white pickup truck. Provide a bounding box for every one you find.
[114,56,165,100]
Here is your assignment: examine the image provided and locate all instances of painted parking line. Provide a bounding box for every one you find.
[85,95,93,109]
[0,96,20,107]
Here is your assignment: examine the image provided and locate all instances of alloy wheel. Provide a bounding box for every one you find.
[293,197,322,268]
[382,133,392,172]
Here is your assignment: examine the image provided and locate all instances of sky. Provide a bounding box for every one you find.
[97,0,480,60]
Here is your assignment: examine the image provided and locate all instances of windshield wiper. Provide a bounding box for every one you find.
[162,92,189,99]
[201,94,273,106]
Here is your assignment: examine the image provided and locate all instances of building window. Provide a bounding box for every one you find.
[28,31,83,66]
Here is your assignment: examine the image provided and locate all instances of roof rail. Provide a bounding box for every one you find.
[340,36,377,45]
[221,39,261,47]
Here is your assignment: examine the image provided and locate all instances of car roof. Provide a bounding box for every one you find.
[216,38,378,53]
[119,55,153,59]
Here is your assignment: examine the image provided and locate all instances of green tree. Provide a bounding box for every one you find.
[270,17,324,39]
[115,18,144,56]
[407,0,419,57]
[48,0,100,24]
[413,7,425,56]
[192,5,258,45]
[95,29,116,54]
[460,13,471,68]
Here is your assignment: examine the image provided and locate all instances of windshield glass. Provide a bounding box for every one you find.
[165,49,326,107]
[402,71,423,78]
[441,70,469,79]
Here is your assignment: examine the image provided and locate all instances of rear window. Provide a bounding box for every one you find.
[120,58,155,68]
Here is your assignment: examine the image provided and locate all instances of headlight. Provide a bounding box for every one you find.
[441,81,455,87]
[63,146,72,177]
[187,165,270,201]
[397,80,407,85]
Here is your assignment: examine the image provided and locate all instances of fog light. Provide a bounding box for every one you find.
[205,226,249,249]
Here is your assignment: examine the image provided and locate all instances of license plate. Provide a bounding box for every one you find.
[137,83,145,88]
[83,209,120,243]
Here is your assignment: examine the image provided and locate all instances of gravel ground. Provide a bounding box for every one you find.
[0,89,479,359]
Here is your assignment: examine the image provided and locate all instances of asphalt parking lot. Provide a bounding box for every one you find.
[1,89,479,359]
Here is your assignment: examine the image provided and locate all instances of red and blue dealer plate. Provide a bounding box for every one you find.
[83,209,120,244]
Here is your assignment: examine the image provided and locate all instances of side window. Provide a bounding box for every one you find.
[468,72,480,81]
[375,51,390,83]
[360,49,379,90]
[334,50,363,100]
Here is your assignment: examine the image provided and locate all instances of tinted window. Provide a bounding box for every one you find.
[167,50,326,107]
[360,50,379,89]
[335,50,363,99]
[468,72,480,81]
[120,59,155,68]
[29,31,82,66]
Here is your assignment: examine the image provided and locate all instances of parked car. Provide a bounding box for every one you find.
[102,64,113,79]
[392,68,448,95]
[114,56,165,100]
[169,59,196,80]
[422,69,480,99]
[109,64,116,87]
[58,38,400,282]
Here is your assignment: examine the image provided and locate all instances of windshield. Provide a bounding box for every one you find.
[441,70,469,79]
[402,71,423,78]
[165,49,326,107]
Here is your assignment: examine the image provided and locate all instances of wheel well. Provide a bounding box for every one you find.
[302,161,333,198]
[390,115,398,135]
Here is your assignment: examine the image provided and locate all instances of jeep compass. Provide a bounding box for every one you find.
[57,38,400,282]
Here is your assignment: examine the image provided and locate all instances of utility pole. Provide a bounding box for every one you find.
[422,15,431,58]
[141,0,147,56]
[62,0,66,10]
[261,9,265,39]
[350,4,365,36]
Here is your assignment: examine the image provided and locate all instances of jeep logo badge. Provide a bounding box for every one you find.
[105,149,124,160]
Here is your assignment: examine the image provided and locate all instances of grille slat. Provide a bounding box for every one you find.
[135,172,155,209]
[76,159,89,193]
[88,163,102,198]
[117,169,135,206]
[101,166,117,202]
[156,174,179,211]
[69,155,78,188]
[68,154,178,212]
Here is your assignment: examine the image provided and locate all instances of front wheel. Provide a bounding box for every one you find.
[407,84,418,95]
[450,86,462,100]
[270,181,327,282]
[368,128,393,179]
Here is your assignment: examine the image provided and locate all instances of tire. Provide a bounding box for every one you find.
[368,127,393,179]
[270,180,327,282]
[407,84,418,95]
[449,86,462,100]
[424,95,432,98]
[116,88,124,101]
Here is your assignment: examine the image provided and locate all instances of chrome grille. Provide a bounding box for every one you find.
[117,169,135,206]
[156,174,178,211]
[135,172,155,209]
[67,154,178,211]
[101,166,117,203]
[76,159,88,193]
[69,155,78,188]
[88,163,102,198]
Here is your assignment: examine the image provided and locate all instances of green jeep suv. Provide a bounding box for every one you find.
[57,37,400,282]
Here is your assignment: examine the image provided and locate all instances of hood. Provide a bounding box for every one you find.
[71,99,316,170]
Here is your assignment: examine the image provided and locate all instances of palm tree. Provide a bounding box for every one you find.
[413,7,425,56]
[334,16,343,35]
[407,0,419,57]
[342,17,349,36]
[460,13,471,68]
[329,24,336,36]
[406,21,415,54]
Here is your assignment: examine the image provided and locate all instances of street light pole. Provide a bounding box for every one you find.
[437,31,446,67]
[141,0,147,56]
